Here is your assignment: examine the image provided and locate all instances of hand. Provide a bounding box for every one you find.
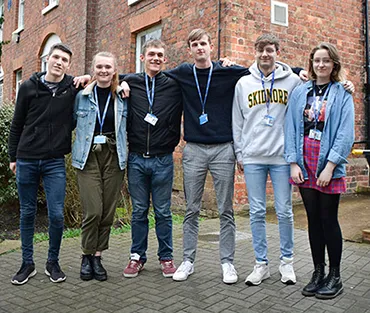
[9,162,16,175]
[316,165,334,187]
[120,81,130,98]
[342,80,355,94]
[73,75,91,88]
[220,57,236,67]
[290,163,304,184]
[237,161,244,173]
[299,70,308,81]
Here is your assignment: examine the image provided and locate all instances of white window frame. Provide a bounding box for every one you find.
[40,34,61,72]
[15,69,22,97]
[0,0,4,43]
[0,66,4,106]
[271,0,288,27]
[42,0,59,15]
[128,0,141,6]
[12,0,24,35]
[135,25,162,73]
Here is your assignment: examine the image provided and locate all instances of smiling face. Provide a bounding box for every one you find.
[45,49,71,82]
[312,49,334,84]
[188,34,213,67]
[255,43,280,75]
[93,55,116,88]
[140,46,166,77]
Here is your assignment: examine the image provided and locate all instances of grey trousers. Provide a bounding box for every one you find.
[77,144,124,255]
[182,142,236,264]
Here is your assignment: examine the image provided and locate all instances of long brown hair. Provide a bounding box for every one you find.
[90,51,119,96]
[308,43,343,82]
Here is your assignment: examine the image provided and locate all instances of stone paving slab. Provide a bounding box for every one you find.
[1,217,370,313]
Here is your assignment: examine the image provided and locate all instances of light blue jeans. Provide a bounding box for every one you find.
[243,164,294,263]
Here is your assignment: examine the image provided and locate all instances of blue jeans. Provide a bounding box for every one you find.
[128,153,174,262]
[243,164,294,263]
[16,158,66,264]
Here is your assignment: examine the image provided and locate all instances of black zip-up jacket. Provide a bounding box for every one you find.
[8,72,79,162]
[124,72,182,156]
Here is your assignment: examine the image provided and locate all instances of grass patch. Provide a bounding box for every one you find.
[32,212,184,243]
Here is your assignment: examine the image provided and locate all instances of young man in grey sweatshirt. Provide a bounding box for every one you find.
[232,33,301,286]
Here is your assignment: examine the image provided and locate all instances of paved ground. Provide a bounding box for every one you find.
[1,216,370,313]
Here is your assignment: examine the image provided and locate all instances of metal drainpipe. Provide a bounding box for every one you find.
[365,0,370,165]
[217,0,222,60]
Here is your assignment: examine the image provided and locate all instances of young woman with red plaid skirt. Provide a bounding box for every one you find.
[284,43,354,299]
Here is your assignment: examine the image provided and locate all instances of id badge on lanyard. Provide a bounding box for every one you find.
[260,71,275,127]
[144,74,158,126]
[193,63,213,125]
[93,86,111,144]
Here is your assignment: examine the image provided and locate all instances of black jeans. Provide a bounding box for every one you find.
[299,187,342,268]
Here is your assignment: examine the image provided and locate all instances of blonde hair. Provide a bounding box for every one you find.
[90,51,119,96]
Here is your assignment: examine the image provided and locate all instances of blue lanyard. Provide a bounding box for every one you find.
[312,81,332,128]
[260,70,275,115]
[193,63,213,114]
[94,85,112,135]
[145,74,155,112]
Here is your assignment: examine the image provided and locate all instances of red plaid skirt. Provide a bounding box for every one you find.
[289,136,346,194]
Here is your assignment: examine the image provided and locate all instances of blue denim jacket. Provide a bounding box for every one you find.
[72,82,128,170]
[284,81,354,179]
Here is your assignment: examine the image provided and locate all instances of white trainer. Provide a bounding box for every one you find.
[279,257,296,285]
[172,261,194,281]
[221,263,238,284]
[245,261,270,286]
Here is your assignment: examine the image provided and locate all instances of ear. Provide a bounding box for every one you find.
[210,43,214,52]
[140,54,145,62]
[276,50,281,57]
[163,56,168,64]
[187,46,192,56]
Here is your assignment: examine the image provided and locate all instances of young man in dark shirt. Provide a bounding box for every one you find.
[122,39,182,278]
[8,43,82,285]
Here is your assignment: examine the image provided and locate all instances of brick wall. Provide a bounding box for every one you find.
[1,0,368,215]
[1,0,89,100]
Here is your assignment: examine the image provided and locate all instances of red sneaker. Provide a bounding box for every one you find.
[160,260,177,278]
[123,260,144,278]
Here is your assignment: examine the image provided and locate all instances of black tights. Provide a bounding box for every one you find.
[299,187,342,268]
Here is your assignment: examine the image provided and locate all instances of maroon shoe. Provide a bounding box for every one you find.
[123,260,144,278]
[160,260,177,278]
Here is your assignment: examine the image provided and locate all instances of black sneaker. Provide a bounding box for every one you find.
[45,261,66,283]
[11,262,37,285]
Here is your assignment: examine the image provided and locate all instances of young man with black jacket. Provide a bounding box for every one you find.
[8,43,81,285]
[122,39,182,278]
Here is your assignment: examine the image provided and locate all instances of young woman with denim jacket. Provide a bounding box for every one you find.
[72,52,127,281]
[284,43,354,299]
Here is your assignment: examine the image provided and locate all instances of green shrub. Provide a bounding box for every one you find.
[0,101,18,205]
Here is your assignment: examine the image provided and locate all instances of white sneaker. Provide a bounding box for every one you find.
[172,261,194,281]
[221,263,238,284]
[245,261,270,286]
[279,257,296,285]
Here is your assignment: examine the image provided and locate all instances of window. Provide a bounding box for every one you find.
[18,0,24,29]
[12,0,24,37]
[15,69,22,97]
[271,1,288,27]
[40,34,61,72]
[42,0,59,15]
[0,0,4,43]
[135,25,162,73]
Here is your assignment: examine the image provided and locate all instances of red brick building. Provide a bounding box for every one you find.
[1,0,369,213]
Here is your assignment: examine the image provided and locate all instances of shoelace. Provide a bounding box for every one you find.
[224,264,236,276]
[179,262,192,272]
